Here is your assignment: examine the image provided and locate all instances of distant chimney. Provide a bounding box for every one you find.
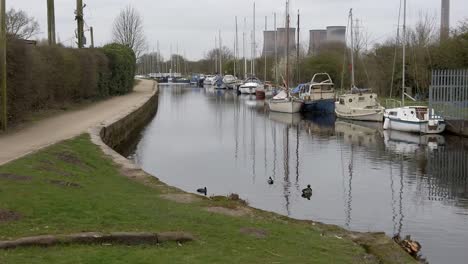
[441,0,450,41]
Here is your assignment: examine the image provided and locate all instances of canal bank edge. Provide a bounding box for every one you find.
[88,81,417,264]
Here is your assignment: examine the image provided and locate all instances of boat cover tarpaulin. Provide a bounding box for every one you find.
[292,84,307,94]
[273,90,288,100]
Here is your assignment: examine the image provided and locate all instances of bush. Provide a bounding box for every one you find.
[101,43,136,95]
[3,40,135,124]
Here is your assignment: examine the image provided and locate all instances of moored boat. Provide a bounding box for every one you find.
[239,77,263,94]
[383,106,446,134]
[297,73,335,113]
[269,90,303,113]
[223,75,238,89]
[334,9,385,122]
[335,90,385,122]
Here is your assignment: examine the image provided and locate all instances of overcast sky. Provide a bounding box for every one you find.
[9,0,467,60]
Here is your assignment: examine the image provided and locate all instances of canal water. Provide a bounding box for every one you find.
[133,85,468,264]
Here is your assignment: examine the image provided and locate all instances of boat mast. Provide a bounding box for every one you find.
[296,9,300,85]
[264,16,267,81]
[235,16,238,77]
[402,0,406,106]
[286,0,290,91]
[350,9,356,88]
[252,2,256,76]
[243,17,247,79]
[214,36,218,73]
[251,2,255,76]
[274,12,278,84]
[219,30,222,75]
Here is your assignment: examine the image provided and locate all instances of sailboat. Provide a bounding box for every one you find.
[268,1,303,113]
[335,9,385,122]
[383,0,446,134]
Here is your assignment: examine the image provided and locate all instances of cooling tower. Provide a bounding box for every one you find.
[277,27,297,55]
[309,30,327,55]
[326,26,346,44]
[263,30,276,56]
[441,0,450,41]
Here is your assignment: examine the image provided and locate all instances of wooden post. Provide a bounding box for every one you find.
[47,0,56,45]
[0,0,6,130]
[90,26,94,48]
[76,0,84,48]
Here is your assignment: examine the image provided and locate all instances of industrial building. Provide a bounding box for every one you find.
[308,30,327,56]
[307,26,346,55]
[262,28,296,57]
[440,0,450,41]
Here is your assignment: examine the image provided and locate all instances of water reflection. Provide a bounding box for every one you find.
[134,86,468,264]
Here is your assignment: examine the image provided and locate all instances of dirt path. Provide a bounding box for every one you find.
[0,80,156,165]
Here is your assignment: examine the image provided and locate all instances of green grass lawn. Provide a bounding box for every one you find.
[0,135,414,264]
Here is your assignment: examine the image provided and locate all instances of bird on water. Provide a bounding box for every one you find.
[267,177,274,185]
[302,185,312,200]
[197,187,207,196]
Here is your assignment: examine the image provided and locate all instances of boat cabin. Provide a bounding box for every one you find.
[298,73,335,101]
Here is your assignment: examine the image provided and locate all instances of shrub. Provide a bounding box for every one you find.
[3,40,135,124]
[101,43,136,95]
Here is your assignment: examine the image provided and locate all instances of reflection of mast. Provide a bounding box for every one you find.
[234,94,239,160]
[295,124,300,184]
[283,125,291,216]
[345,144,354,228]
[390,158,398,235]
[251,107,256,183]
[272,123,277,180]
[398,154,405,235]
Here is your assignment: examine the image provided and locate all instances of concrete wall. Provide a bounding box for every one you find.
[447,120,468,137]
[98,81,159,155]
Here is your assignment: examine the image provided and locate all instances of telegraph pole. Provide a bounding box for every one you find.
[47,0,56,45]
[90,26,94,48]
[0,0,6,130]
[76,0,84,48]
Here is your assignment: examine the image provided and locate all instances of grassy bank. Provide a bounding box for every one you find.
[0,135,415,263]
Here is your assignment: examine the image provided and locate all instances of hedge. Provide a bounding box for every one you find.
[2,40,136,124]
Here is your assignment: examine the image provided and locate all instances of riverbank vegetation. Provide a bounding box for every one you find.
[0,135,416,263]
[138,16,468,101]
[5,39,136,125]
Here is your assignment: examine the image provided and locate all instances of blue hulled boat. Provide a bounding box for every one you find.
[296,73,336,113]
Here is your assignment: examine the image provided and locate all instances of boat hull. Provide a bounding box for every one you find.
[383,117,446,134]
[269,99,303,113]
[335,107,384,122]
[240,87,256,94]
[302,99,335,113]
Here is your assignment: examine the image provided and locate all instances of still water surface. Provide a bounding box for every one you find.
[134,85,468,264]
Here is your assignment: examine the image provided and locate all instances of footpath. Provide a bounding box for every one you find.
[0,79,155,165]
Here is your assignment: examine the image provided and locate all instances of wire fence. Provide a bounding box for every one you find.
[429,69,468,120]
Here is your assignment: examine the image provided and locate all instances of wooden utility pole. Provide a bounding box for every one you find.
[76,0,84,48]
[90,26,94,48]
[47,0,56,45]
[0,0,6,130]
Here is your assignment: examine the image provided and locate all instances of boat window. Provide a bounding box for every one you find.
[359,97,365,101]
[340,98,345,105]
[389,111,397,116]
[349,99,353,103]
[370,95,373,99]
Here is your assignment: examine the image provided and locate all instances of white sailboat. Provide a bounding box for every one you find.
[268,0,303,114]
[383,0,445,134]
[239,76,263,94]
[335,9,385,122]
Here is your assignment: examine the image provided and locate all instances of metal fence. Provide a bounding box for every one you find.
[429,69,468,120]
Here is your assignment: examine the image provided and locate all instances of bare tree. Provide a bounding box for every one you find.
[6,8,40,40]
[112,6,147,58]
